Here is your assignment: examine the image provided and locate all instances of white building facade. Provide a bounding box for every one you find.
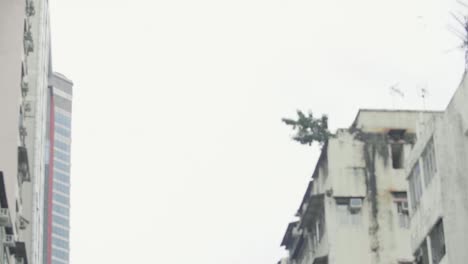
[0,0,42,263]
[25,0,54,263]
[406,72,468,264]
[0,0,69,263]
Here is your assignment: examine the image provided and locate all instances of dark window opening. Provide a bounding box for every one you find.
[388,129,406,141]
[430,219,446,264]
[391,143,404,169]
[313,256,328,264]
[415,240,430,264]
[393,192,409,228]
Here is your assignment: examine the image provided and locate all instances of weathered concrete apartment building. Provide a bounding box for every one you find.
[280,72,468,264]
[280,110,441,264]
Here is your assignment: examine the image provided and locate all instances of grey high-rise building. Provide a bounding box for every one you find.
[43,73,73,264]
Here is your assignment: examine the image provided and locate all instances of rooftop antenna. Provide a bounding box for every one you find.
[389,82,404,108]
[416,84,429,136]
[417,84,429,110]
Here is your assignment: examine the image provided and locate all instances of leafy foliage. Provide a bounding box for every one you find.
[282,110,331,146]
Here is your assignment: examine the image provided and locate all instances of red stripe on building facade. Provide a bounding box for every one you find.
[47,90,55,264]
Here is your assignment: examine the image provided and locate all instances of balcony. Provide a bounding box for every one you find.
[0,171,8,208]
[23,30,34,54]
[290,235,305,260]
[0,208,11,227]
[21,75,29,97]
[3,234,15,248]
[300,194,324,228]
[11,241,28,264]
[18,215,29,230]
[25,0,35,16]
[300,194,329,261]
[281,221,311,261]
[18,146,31,183]
[281,221,301,251]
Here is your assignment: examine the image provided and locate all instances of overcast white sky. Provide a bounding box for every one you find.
[49,0,465,263]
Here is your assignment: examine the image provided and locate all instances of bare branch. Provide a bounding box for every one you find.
[457,0,468,9]
[447,25,466,42]
[450,11,467,28]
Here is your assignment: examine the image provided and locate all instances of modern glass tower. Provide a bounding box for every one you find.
[43,73,73,264]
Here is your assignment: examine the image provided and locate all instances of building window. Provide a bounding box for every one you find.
[336,198,362,226]
[55,112,71,128]
[54,150,70,163]
[53,192,69,205]
[53,181,70,195]
[313,256,328,264]
[311,212,325,247]
[55,126,71,137]
[52,215,69,227]
[54,160,69,172]
[391,143,404,169]
[393,192,409,228]
[54,170,70,184]
[54,140,70,152]
[52,225,69,238]
[422,138,437,187]
[388,129,406,169]
[429,219,446,264]
[3,250,9,264]
[52,248,69,260]
[396,201,409,228]
[415,240,430,264]
[52,237,69,249]
[408,162,422,211]
[297,238,310,264]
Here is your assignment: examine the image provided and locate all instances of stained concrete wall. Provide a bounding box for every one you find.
[407,72,468,264]
[285,110,441,264]
[326,128,414,264]
[439,72,468,264]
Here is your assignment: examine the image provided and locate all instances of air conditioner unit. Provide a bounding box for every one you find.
[349,198,363,211]
[401,202,409,212]
[24,39,34,54]
[3,235,15,247]
[18,216,29,230]
[26,0,35,16]
[291,227,302,237]
[0,208,11,227]
[21,76,29,97]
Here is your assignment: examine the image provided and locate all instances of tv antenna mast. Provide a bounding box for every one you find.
[417,84,429,110]
[389,83,404,108]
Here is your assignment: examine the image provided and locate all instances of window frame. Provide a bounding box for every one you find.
[335,198,363,226]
